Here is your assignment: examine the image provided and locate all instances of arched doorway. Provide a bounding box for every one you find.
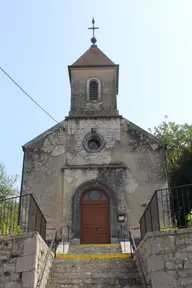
[80,189,110,244]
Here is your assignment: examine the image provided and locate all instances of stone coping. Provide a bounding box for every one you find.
[61,164,127,170]
[138,227,192,249]
[0,231,38,241]
[65,115,122,120]
[0,231,47,246]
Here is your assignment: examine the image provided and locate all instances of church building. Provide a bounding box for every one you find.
[21,20,168,244]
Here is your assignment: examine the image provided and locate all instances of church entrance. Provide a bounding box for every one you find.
[80,189,110,244]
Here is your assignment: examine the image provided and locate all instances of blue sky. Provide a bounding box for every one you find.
[0,1,192,187]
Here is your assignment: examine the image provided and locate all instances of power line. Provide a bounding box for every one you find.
[0,66,59,124]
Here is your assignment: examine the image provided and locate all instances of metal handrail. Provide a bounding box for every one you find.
[129,228,149,288]
[0,193,47,223]
[129,228,136,251]
[0,193,46,240]
[140,183,192,239]
[140,183,192,223]
[36,228,57,288]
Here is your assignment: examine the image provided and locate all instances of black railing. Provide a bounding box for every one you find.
[129,228,148,288]
[37,228,58,288]
[140,184,192,239]
[0,194,47,240]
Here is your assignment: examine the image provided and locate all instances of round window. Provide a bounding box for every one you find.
[87,139,101,150]
[83,133,105,153]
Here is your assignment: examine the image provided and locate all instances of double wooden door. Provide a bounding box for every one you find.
[80,190,110,244]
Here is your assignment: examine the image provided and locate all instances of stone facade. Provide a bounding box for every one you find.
[0,232,53,288]
[69,67,119,117]
[21,43,168,241]
[22,116,167,240]
[136,228,192,288]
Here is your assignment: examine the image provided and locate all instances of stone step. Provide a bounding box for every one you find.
[47,277,142,286]
[46,255,143,288]
[54,257,133,264]
[56,253,129,259]
[68,244,122,254]
[51,266,137,274]
[46,284,142,288]
[49,270,139,278]
[51,259,138,273]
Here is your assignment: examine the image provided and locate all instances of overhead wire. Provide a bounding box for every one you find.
[0,66,59,124]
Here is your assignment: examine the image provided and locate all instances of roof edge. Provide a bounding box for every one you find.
[23,120,66,150]
[123,118,166,147]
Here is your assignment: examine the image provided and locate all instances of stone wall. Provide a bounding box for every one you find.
[66,117,121,165]
[136,228,192,288]
[22,115,167,240]
[62,167,128,240]
[69,67,118,117]
[22,122,66,237]
[0,232,53,288]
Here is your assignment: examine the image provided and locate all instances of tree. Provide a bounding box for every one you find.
[0,163,19,200]
[0,163,20,235]
[149,116,192,183]
[149,117,192,227]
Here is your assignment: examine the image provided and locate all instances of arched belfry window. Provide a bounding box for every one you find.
[87,78,101,101]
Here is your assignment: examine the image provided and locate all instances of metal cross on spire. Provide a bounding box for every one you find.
[88,17,99,45]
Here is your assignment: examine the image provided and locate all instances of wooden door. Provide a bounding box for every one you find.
[80,190,110,244]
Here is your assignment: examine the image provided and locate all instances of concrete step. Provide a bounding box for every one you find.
[56,253,129,259]
[46,277,142,286]
[48,278,141,285]
[51,267,137,274]
[68,244,122,254]
[54,257,133,264]
[45,257,143,288]
[49,271,139,279]
[51,258,138,272]
[46,283,142,288]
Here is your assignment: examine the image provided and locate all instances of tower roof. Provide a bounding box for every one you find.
[72,45,115,66]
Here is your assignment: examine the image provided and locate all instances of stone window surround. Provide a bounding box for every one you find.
[86,77,101,102]
[72,180,118,241]
[83,132,105,153]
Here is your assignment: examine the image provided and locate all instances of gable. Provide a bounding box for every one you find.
[122,118,165,148]
[23,120,66,151]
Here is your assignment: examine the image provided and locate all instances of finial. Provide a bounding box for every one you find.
[88,17,99,46]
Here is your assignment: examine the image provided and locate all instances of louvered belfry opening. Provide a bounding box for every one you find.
[89,80,99,101]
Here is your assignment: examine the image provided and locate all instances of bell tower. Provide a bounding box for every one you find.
[68,18,119,118]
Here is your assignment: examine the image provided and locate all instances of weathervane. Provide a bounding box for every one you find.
[88,17,99,45]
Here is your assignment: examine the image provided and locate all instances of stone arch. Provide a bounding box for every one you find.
[86,77,101,101]
[72,180,118,240]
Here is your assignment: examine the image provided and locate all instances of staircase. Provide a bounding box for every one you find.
[46,244,143,287]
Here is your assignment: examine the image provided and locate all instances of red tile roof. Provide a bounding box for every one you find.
[72,45,115,66]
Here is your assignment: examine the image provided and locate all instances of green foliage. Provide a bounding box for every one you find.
[0,162,21,235]
[150,117,192,228]
[0,162,19,200]
[160,226,177,231]
[149,116,192,183]
[0,198,23,236]
[186,210,192,227]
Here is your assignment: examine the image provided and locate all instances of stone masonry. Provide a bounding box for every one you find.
[136,228,192,288]
[0,232,53,288]
[46,257,143,288]
[22,115,168,240]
